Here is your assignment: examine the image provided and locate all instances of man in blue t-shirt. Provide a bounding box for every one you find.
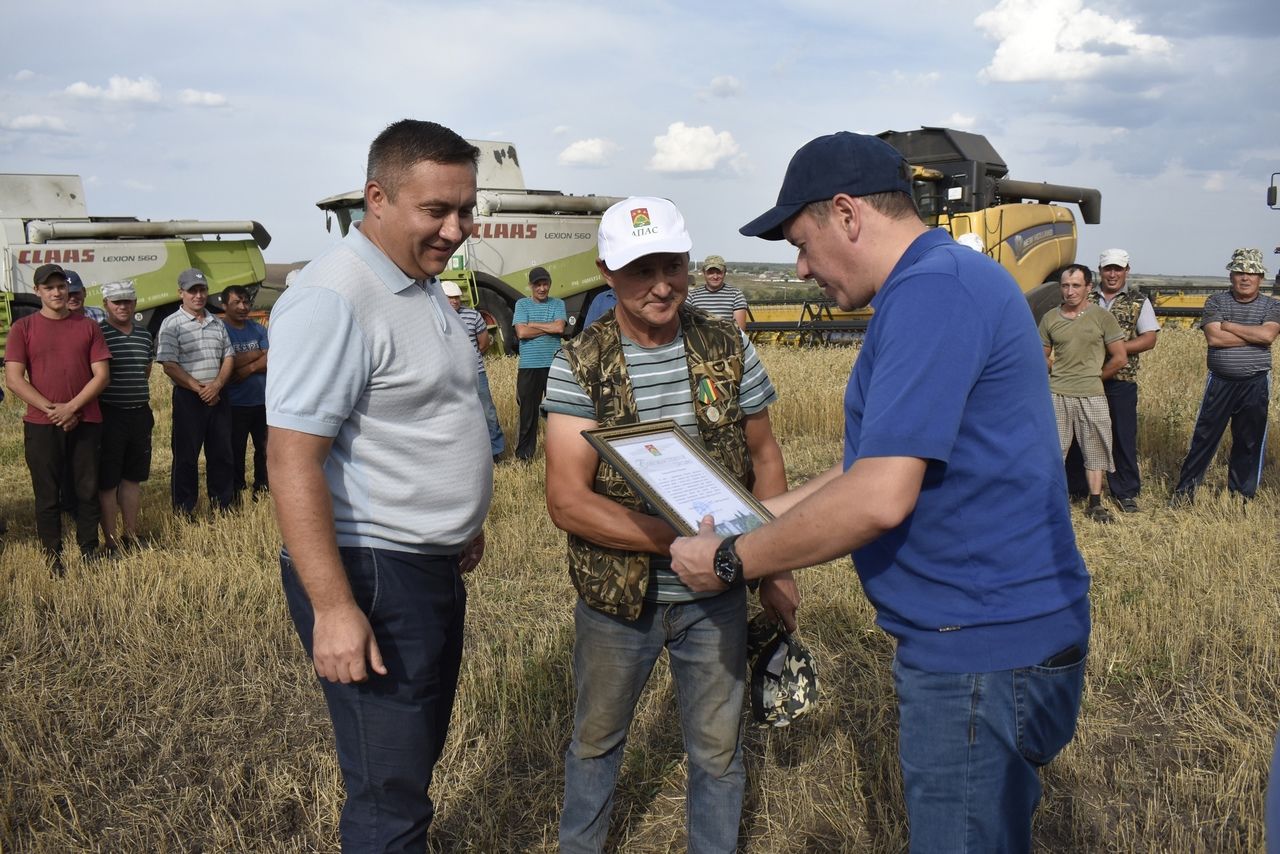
[512,265,566,460]
[221,286,269,498]
[670,132,1091,852]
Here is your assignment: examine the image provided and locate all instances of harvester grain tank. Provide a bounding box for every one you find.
[880,126,1101,319]
[316,141,624,351]
[0,173,269,344]
[746,127,1103,344]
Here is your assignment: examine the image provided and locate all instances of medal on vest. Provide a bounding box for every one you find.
[705,405,721,423]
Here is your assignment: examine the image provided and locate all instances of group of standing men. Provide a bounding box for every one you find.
[268,120,1094,854]
[4,263,269,573]
[1044,243,1279,517]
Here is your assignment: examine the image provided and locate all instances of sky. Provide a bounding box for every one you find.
[2,0,1278,277]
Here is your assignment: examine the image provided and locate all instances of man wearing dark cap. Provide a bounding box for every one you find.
[155,267,234,516]
[64,270,107,322]
[685,255,748,331]
[512,265,566,460]
[5,263,112,573]
[670,132,1090,852]
[1170,247,1280,503]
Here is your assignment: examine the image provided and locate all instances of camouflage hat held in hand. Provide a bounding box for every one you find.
[747,612,820,727]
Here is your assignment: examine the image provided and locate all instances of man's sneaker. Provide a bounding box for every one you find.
[1085,503,1114,523]
[1114,496,1140,513]
[1168,491,1194,509]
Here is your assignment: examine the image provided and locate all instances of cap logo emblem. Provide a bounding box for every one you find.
[629,208,650,228]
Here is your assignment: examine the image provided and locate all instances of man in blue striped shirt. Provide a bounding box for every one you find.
[545,196,797,854]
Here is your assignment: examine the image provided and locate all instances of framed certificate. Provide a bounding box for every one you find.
[582,419,773,537]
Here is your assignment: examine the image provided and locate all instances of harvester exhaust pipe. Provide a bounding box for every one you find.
[27,219,272,250]
[994,180,1101,225]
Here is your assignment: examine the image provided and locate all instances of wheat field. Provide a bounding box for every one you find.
[2,328,1278,852]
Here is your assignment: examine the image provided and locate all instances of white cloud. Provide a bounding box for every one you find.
[2,114,71,133]
[12,69,35,82]
[947,112,977,129]
[1202,173,1225,192]
[649,122,742,173]
[552,125,570,136]
[976,0,1171,82]
[179,88,228,107]
[558,138,618,167]
[64,75,162,103]
[706,75,742,98]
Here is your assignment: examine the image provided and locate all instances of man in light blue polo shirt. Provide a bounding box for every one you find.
[266,120,491,851]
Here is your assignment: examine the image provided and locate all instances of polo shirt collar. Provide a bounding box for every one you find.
[871,227,952,311]
[346,222,438,295]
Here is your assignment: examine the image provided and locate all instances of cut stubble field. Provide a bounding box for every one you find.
[1,328,1278,852]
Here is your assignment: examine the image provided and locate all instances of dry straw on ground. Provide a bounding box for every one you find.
[1,328,1278,852]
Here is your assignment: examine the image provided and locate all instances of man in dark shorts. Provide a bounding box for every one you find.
[97,280,154,550]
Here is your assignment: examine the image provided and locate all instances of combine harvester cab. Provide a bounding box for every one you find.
[0,173,269,344]
[316,141,624,352]
[879,126,1101,321]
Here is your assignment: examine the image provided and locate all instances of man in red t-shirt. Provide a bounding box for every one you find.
[4,263,111,574]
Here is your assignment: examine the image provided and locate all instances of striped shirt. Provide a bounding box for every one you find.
[544,329,777,603]
[686,286,747,321]
[1202,291,1280,378]
[155,308,231,384]
[457,306,488,374]
[514,296,566,369]
[98,322,153,408]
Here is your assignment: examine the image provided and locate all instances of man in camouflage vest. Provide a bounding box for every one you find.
[1089,248,1160,512]
[544,196,798,854]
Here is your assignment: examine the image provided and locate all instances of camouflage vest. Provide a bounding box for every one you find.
[1089,287,1148,382]
[561,306,753,620]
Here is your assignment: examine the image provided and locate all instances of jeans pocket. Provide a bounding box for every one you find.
[1015,656,1087,766]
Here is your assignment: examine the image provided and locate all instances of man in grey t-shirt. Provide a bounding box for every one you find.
[1171,248,1280,503]
[685,254,748,331]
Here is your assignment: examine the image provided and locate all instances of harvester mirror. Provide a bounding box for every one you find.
[325,212,332,233]
[1268,184,1278,209]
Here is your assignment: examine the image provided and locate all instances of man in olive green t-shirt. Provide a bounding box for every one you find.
[1038,264,1128,522]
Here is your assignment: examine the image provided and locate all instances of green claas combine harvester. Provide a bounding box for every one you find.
[0,173,269,348]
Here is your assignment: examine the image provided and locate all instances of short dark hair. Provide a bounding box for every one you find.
[222,285,253,304]
[803,190,920,227]
[1061,264,1093,285]
[366,120,479,200]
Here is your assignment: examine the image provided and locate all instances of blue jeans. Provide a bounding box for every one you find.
[560,588,747,854]
[893,650,1087,854]
[282,547,466,854]
[475,370,506,457]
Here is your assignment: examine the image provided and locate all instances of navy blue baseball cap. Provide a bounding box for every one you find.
[740,132,912,241]
[64,269,86,293]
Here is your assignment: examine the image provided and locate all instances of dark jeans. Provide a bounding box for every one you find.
[1173,370,1270,498]
[1065,379,1140,499]
[230,404,268,495]
[281,546,466,853]
[170,387,233,514]
[25,421,101,556]
[515,366,550,460]
[893,649,1087,853]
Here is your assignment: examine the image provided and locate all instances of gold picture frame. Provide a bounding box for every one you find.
[582,419,773,537]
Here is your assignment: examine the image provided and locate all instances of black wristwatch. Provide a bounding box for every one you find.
[713,534,745,588]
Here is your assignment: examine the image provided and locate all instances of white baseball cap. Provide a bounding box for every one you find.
[597,196,692,270]
[440,280,463,297]
[1099,248,1130,268]
[956,233,985,252]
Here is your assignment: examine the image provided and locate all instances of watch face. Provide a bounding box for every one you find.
[714,537,741,585]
